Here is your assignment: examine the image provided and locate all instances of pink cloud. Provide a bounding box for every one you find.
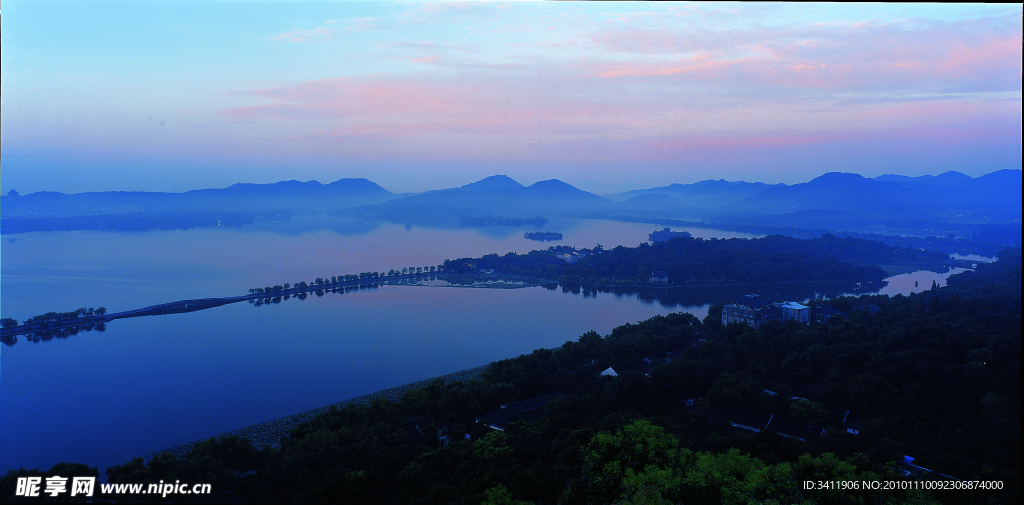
[290,121,632,145]
[590,53,744,79]
[218,60,1018,155]
[585,14,1021,94]
[222,71,639,125]
[220,10,1020,157]
[520,118,1020,176]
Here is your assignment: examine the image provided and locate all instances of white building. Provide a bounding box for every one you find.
[777,301,810,323]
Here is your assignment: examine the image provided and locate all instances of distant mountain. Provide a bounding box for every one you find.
[869,170,1020,216]
[747,172,909,212]
[190,178,391,200]
[523,179,608,203]
[1,178,395,218]
[971,169,1023,196]
[2,170,1019,239]
[458,175,525,192]
[604,180,780,218]
[606,179,776,204]
[620,193,680,210]
[875,171,974,187]
[745,170,1019,219]
[361,176,612,221]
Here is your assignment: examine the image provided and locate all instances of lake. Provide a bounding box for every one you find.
[0,217,964,473]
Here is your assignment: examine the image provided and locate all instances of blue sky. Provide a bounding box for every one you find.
[2,1,1020,194]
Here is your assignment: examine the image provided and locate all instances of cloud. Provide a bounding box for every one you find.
[390,42,478,54]
[343,16,384,33]
[220,48,1019,150]
[271,27,334,42]
[585,12,1022,94]
[291,121,632,145]
[219,6,1019,163]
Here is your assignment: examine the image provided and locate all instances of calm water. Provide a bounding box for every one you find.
[0,218,959,473]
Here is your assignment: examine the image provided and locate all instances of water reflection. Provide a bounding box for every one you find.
[949,253,996,263]
[864,268,970,297]
[0,220,976,473]
[0,322,107,346]
[0,264,970,473]
[543,278,889,321]
[2,267,950,348]
[0,219,675,319]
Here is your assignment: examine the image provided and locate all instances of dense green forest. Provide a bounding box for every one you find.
[4,248,1017,503]
[445,234,951,285]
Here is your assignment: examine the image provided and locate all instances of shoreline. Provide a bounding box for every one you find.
[5,267,961,339]
[149,364,489,460]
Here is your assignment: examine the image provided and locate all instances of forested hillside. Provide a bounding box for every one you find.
[445,234,950,285]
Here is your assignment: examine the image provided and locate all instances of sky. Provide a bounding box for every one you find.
[2,2,1021,195]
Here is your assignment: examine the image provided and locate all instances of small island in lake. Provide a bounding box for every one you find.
[649,227,692,242]
[524,231,563,242]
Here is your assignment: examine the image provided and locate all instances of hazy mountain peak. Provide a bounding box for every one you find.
[528,179,576,190]
[875,171,974,187]
[811,172,867,183]
[224,179,321,190]
[326,178,392,194]
[327,177,373,185]
[460,175,525,192]
[526,179,607,202]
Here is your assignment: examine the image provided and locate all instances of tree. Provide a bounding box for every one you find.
[482,485,534,505]
[563,420,681,505]
[95,307,106,317]
[788,399,829,425]
[707,372,756,409]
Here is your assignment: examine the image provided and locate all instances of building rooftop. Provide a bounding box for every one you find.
[732,294,773,310]
[600,357,653,376]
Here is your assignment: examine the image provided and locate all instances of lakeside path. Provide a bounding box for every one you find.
[4,267,939,341]
[149,364,489,459]
[1,273,555,339]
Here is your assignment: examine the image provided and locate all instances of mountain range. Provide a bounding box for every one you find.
[2,170,1020,242]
